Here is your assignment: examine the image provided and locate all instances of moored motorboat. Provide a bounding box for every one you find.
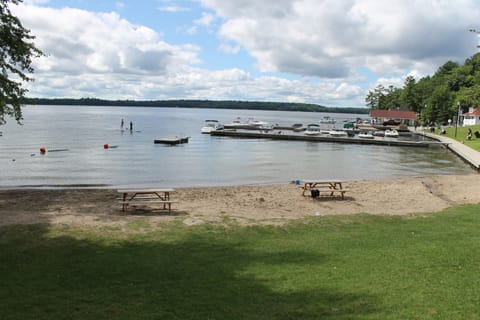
[329,130,348,137]
[304,124,321,135]
[201,120,223,133]
[224,117,270,130]
[384,129,399,138]
[319,117,336,132]
[320,116,336,124]
[358,131,374,139]
[224,117,243,128]
[343,123,356,137]
[292,123,306,132]
[249,119,270,127]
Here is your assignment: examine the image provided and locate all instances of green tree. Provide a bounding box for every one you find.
[382,85,402,110]
[365,84,386,109]
[463,52,480,73]
[424,85,453,124]
[455,84,480,110]
[0,0,43,125]
[436,60,459,77]
[401,75,420,112]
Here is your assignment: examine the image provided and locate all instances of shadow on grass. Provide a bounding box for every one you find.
[0,224,379,320]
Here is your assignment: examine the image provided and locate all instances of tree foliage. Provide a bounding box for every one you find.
[365,53,480,124]
[0,0,43,125]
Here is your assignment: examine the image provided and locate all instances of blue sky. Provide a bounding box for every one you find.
[13,0,480,108]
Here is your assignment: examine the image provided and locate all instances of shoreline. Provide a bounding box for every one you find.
[1,173,480,228]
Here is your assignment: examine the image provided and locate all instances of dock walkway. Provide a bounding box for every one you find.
[210,130,436,148]
[421,131,480,170]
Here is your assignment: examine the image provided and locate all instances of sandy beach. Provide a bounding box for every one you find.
[1,173,479,227]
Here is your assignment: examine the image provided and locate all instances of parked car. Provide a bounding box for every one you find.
[383,119,401,126]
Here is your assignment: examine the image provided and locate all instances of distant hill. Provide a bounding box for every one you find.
[22,98,369,114]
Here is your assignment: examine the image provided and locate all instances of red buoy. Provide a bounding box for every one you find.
[40,147,46,154]
[103,143,109,149]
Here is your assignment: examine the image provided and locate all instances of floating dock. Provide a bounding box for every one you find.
[154,136,189,145]
[210,130,437,148]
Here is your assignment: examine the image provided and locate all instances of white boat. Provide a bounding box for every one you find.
[304,124,321,135]
[358,131,374,139]
[320,116,336,124]
[224,117,269,129]
[292,123,306,132]
[384,129,399,138]
[201,120,223,133]
[224,117,243,128]
[249,119,270,127]
[329,130,348,137]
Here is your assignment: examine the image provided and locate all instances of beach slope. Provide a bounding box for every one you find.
[1,174,479,227]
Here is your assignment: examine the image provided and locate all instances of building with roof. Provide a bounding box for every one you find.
[463,107,480,126]
[369,109,417,126]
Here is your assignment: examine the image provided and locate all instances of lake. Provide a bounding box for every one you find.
[0,105,473,188]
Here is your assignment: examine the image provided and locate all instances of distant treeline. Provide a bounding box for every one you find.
[22,98,369,114]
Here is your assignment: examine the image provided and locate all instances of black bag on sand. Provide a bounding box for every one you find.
[311,189,320,198]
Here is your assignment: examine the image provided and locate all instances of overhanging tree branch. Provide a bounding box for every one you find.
[0,0,43,125]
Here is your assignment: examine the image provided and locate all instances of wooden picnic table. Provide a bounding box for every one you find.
[301,180,347,199]
[117,188,176,212]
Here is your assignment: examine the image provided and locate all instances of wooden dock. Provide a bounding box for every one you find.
[154,136,189,145]
[210,130,435,148]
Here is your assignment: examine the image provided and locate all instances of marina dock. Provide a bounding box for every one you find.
[210,130,438,148]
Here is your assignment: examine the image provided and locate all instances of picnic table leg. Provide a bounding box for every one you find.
[165,192,169,210]
[302,183,312,196]
[122,192,129,211]
[336,183,344,199]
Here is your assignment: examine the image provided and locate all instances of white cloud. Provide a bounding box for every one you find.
[202,0,480,80]
[218,43,240,54]
[23,0,49,4]
[14,4,202,95]
[12,1,480,108]
[158,5,190,12]
[186,26,197,35]
[195,12,215,26]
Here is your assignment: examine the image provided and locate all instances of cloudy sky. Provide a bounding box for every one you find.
[13,0,480,108]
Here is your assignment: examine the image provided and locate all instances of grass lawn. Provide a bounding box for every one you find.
[430,125,480,151]
[1,206,480,319]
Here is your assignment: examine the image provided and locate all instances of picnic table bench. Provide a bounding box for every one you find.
[301,180,348,199]
[117,188,177,212]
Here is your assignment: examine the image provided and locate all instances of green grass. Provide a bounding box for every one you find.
[431,125,480,151]
[2,206,480,319]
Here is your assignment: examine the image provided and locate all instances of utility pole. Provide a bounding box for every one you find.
[455,102,461,138]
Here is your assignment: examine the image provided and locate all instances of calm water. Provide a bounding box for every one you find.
[0,105,474,188]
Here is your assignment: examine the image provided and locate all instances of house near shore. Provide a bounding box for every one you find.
[462,107,480,126]
[369,109,417,126]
